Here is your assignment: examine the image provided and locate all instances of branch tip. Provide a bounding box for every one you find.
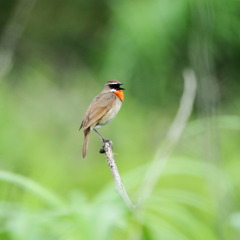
[100,139,134,209]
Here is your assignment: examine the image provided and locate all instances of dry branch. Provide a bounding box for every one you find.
[137,69,197,205]
[101,140,135,209]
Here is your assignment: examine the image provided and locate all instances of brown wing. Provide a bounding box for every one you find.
[80,92,115,130]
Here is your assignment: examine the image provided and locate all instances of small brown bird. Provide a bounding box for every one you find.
[79,80,125,158]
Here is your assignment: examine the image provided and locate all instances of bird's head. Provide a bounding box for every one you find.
[104,80,125,92]
[102,80,125,101]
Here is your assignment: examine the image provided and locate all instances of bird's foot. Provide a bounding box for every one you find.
[99,139,112,154]
[99,148,105,154]
[102,138,110,143]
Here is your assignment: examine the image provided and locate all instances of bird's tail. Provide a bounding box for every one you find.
[82,128,90,158]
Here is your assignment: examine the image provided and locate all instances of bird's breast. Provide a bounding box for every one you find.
[96,98,122,127]
[114,90,124,101]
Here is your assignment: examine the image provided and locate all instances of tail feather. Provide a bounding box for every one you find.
[82,128,90,158]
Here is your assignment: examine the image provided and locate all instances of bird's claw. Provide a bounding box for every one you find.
[99,148,105,154]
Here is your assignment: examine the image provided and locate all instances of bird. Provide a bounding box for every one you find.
[79,80,125,158]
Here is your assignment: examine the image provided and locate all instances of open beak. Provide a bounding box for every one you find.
[119,83,125,90]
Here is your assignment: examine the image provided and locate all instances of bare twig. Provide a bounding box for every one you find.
[137,69,197,205]
[102,140,135,209]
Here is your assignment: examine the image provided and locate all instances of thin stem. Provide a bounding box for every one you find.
[102,140,135,209]
[137,69,197,205]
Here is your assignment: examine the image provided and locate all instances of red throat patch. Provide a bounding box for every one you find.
[114,90,124,101]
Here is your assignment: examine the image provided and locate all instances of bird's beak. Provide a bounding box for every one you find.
[119,83,125,90]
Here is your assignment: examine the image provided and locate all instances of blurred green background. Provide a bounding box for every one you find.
[0,0,240,239]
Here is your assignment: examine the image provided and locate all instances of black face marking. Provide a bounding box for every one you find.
[108,83,125,90]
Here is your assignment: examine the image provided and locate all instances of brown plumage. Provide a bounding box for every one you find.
[79,80,125,158]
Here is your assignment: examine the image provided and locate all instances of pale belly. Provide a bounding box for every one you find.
[94,99,122,129]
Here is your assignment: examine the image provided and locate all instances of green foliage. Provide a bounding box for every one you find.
[0,0,240,239]
[0,79,239,239]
